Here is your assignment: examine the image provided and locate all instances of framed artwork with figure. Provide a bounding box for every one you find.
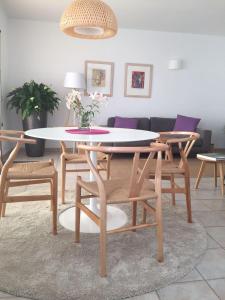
[85,61,114,97]
[124,63,153,98]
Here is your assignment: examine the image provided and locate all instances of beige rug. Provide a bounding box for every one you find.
[0,185,207,300]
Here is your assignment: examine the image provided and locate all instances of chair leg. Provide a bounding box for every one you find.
[194,161,205,189]
[184,174,192,223]
[2,181,9,217]
[75,179,81,243]
[52,173,58,235]
[99,199,107,277]
[155,196,164,262]
[214,163,217,188]
[170,175,176,206]
[219,163,224,196]
[50,180,53,211]
[106,156,111,180]
[1,204,6,217]
[132,201,137,231]
[61,157,66,204]
[0,201,2,218]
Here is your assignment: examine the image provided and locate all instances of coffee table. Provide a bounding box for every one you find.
[195,153,225,196]
[25,127,159,233]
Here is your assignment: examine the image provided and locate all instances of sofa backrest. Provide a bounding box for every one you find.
[107,117,150,131]
[150,117,176,132]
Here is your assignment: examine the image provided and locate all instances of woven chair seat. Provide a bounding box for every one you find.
[147,160,185,175]
[64,152,107,163]
[7,161,56,180]
[78,178,157,204]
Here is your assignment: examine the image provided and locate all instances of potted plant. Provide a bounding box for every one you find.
[66,90,107,128]
[7,80,61,157]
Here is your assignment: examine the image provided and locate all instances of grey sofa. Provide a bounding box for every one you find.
[107,117,212,155]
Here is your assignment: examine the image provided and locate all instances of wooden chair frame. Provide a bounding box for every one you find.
[156,131,200,223]
[0,130,58,235]
[75,143,168,277]
[60,141,111,204]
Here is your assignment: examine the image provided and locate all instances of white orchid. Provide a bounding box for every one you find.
[89,92,107,102]
[65,89,82,110]
[65,90,107,127]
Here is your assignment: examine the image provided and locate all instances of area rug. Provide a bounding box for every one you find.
[0,199,207,300]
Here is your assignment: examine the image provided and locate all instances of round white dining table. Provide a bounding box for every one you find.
[25,127,159,233]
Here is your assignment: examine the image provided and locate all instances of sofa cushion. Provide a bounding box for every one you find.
[173,114,201,132]
[114,116,138,129]
[108,117,150,131]
[150,117,176,132]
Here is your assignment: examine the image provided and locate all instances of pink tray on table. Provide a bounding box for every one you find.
[65,128,110,135]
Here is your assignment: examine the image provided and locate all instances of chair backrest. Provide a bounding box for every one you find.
[0,130,36,187]
[78,143,169,199]
[61,112,83,155]
[158,131,200,168]
[60,140,86,156]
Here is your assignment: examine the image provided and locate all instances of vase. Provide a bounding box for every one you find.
[22,111,47,157]
[78,113,92,129]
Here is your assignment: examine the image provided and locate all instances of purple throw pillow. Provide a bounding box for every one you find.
[114,116,138,129]
[173,114,201,132]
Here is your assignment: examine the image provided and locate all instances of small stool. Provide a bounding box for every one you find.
[195,153,225,196]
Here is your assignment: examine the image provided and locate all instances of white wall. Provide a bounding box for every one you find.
[7,19,225,148]
[0,3,8,123]
[0,3,10,153]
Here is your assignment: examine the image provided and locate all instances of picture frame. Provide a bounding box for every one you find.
[124,63,153,98]
[85,61,114,97]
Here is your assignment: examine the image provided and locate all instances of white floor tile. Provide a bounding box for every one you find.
[196,248,225,279]
[207,234,221,249]
[193,211,225,227]
[176,268,203,283]
[157,281,219,300]
[202,200,225,211]
[207,278,225,300]
[207,227,225,247]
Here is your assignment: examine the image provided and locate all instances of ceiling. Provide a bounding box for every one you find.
[2,0,225,36]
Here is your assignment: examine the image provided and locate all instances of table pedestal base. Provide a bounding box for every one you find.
[59,205,128,233]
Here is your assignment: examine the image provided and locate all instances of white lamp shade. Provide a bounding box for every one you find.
[64,72,85,89]
[168,59,182,70]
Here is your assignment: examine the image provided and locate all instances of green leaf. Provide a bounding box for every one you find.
[6,80,61,118]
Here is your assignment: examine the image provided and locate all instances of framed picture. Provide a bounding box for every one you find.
[124,63,153,98]
[85,61,114,97]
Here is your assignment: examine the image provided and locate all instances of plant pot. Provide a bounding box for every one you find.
[22,112,47,157]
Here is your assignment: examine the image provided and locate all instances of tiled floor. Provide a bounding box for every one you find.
[2,150,225,300]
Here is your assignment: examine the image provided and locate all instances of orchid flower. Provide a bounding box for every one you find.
[89,92,107,102]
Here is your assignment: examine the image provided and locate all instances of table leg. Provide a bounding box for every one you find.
[89,144,100,215]
[214,163,217,188]
[218,163,224,196]
[195,161,206,189]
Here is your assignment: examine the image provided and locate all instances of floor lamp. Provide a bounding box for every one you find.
[64,72,85,126]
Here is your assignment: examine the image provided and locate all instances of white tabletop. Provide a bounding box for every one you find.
[25,127,159,143]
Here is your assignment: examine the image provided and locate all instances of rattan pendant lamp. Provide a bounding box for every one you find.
[60,0,118,39]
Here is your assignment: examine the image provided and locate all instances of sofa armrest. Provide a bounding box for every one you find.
[196,128,212,152]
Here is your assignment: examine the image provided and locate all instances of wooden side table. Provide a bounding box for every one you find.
[195,153,225,196]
